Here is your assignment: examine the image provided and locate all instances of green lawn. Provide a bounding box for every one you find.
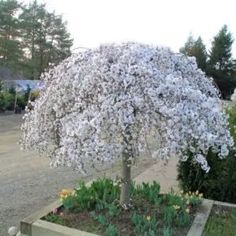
[203,206,236,236]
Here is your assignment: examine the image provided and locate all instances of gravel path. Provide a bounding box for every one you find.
[0,115,156,236]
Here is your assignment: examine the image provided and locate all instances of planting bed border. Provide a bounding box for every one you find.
[20,198,212,236]
[20,184,236,236]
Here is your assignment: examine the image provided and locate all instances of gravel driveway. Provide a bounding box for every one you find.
[0,114,155,236]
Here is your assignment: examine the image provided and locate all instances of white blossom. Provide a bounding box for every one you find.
[231,88,236,102]
[20,42,233,173]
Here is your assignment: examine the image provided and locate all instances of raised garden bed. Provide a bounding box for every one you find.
[20,178,215,236]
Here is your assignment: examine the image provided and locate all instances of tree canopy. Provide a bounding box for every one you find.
[0,0,73,80]
[180,35,207,71]
[180,26,236,99]
[208,25,236,98]
[21,42,233,172]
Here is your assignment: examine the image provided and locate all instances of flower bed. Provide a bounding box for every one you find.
[26,179,203,236]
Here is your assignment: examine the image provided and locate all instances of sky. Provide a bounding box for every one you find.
[23,0,236,55]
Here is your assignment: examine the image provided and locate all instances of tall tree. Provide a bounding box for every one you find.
[208,25,234,72]
[208,25,236,98]
[19,0,46,79]
[0,0,23,70]
[180,35,207,71]
[19,1,73,79]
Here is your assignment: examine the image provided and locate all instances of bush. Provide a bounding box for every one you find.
[3,92,15,110]
[177,105,236,203]
[0,88,30,112]
[0,93,6,112]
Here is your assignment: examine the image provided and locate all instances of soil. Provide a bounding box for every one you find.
[45,194,197,236]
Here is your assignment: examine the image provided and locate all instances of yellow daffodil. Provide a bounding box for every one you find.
[59,189,74,201]
[173,205,180,210]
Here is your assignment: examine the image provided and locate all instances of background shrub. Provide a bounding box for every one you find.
[0,87,30,111]
[3,92,15,110]
[177,105,236,203]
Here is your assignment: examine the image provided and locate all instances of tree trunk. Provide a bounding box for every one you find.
[119,153,131,208]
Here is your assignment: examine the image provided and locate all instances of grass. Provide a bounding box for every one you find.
[203,205,236,236]
[43,178,203,236]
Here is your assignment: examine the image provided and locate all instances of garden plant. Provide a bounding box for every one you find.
[21,42,233,234]
[44,178,203,235]
[178,92,236,204]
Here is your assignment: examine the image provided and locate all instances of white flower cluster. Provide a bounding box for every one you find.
[231,88,236,102]
[21,42,233,173]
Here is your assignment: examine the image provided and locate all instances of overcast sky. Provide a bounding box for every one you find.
[23,0,236,55]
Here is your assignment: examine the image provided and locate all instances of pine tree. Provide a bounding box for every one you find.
[19,1,73,79]
[208,25,236,99]
[180,35,207,71]
[209,25,234,72]
[0,0,23,70]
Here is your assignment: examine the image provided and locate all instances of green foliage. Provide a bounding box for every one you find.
[47,179,202,235]
[63,178,120,212]
[107,203,121,217]
[44,213,65,225]
[62,195,79,210]
[163,227,172,236]
[208,25,234,72]
[2,91,14,110]
[164,206,176,226]
[24,85,31,102]
[180,35,207,71]
[0,0,23,70]
[0,81,5,111]
[164,191,198,227]
[131,181,162,206]
[131,213,158,236]
[8,87,16,95]
[188,194,202,207]
[208,25,236,99]
[0,88,29,111]
[177,105,236,203]
[180,25,236,99]
[95,214,108,226]
[0,0,73,79]
[175,210,191,227]
[105,224,119,236]
[18,0,73,79]
[166,192,184,207]
[203,208,236,236]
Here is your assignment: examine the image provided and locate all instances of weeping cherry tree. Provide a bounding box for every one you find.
[21,43,233,208]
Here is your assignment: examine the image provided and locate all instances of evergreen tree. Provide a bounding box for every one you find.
[19,0,46,79]
[180,35,207,71]
[209,25,234,72]
[0,0,73,80]
[208,25,236,99]
[19,1,73,79]
[0,0,23,70]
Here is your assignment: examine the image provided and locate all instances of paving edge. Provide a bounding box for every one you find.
[21,177,236,236]
[187,199,213,236]
[187,199,236,236]
[22,194,236,236]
